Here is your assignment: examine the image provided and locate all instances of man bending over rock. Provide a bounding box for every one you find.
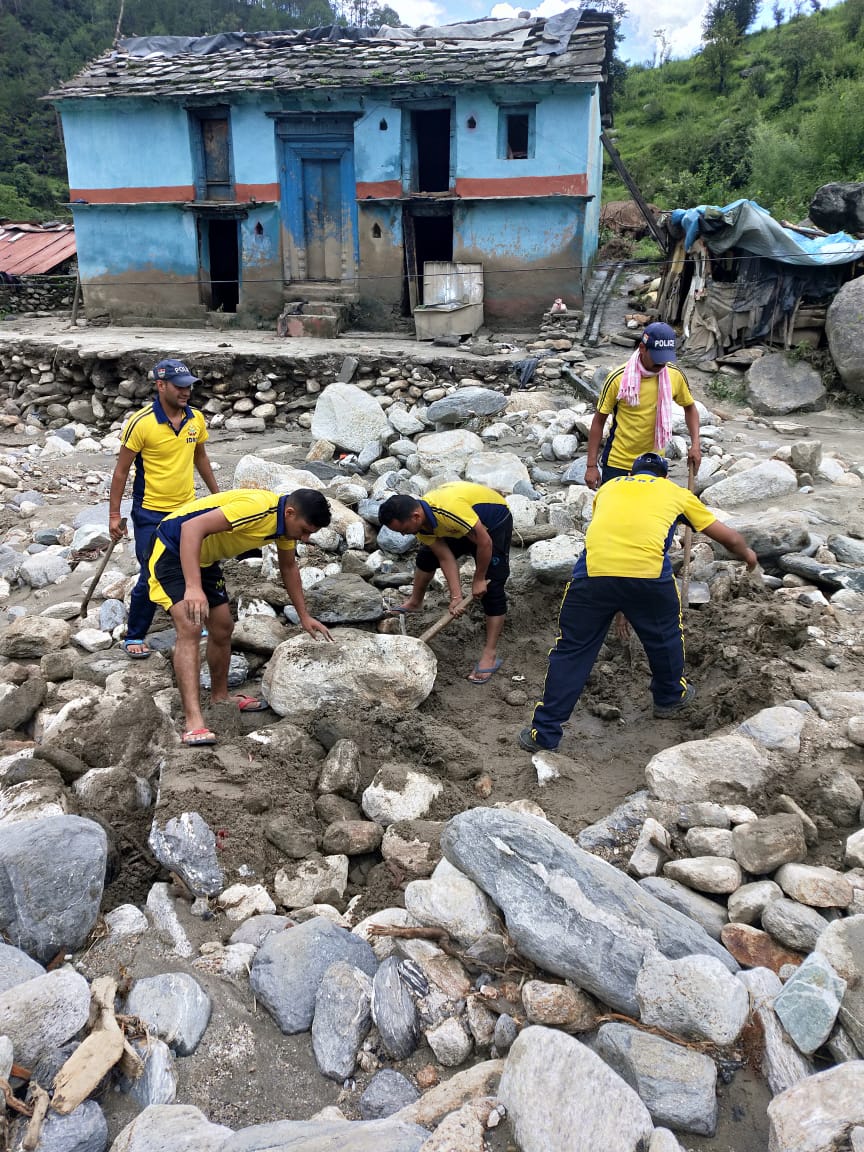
[147,488,332,746]
[380,481,513,684]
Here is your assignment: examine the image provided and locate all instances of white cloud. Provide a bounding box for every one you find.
[397,0,450,26]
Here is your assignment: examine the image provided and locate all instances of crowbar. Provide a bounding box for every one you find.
[78,517,126,619]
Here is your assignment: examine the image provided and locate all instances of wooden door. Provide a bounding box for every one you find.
[302,158,342,281]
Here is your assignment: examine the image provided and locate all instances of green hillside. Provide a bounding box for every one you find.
[607,0,864,221]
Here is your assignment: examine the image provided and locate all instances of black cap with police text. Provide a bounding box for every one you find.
[641,322,677,365]
[153,359,199,387]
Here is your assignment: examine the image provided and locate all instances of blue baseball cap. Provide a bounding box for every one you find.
[641,322,677,364]
[153,358,199,387]
[631,452,669,478]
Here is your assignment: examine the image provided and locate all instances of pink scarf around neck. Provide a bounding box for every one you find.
[618,347,673,452]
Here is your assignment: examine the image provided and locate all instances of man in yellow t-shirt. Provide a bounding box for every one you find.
[379,481,513,683]
[584,323,702,491]
[147,487,332,747]
[519,453,757,753]
[108,359,219,659]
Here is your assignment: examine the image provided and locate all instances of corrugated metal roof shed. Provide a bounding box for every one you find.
[0,224,76,275]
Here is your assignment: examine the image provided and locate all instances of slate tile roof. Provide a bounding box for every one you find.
[48,13,613,102]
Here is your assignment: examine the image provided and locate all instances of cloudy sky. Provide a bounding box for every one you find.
[390,1,836,65]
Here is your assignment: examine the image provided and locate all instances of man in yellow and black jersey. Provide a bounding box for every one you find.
[380,481,513,684]
[585,323,702,490]
[109,359,219,658]
[147,487,332,747]
[519,453,757,753]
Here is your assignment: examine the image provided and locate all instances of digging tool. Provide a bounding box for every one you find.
[680,459,697,607]
[418,596,474,644]
[78,518,126,619]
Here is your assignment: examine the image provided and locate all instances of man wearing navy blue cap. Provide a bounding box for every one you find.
[585,322,702,491]
[519,452,757,753]
[108,358,219,658]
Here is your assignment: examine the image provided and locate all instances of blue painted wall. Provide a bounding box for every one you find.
[355,101,403,184]
[62,100,195,191]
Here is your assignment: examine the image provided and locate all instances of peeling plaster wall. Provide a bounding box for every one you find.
[357,202,404,327]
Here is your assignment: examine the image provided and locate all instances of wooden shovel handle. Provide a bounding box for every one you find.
[681,459,696,605]
[79,518,126,618]
[418,596,474,644]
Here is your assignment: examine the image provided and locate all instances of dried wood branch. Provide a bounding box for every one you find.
[51,977,126,1115]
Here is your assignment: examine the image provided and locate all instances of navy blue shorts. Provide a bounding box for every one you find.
[148,539,229,611]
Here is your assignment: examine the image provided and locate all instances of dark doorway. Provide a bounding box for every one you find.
[412,109,451,192]
[207,219,239,313]
[402,205,453,313]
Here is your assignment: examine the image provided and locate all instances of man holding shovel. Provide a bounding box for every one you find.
[380,481,513,684]
[519,453,757,753]
[109,358,219,659]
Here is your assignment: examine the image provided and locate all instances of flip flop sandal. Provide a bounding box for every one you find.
[181,728,217,747]
[233,695,270,712]
[386,606,419,616]
[467,658,503,684]
[123,638,151,660]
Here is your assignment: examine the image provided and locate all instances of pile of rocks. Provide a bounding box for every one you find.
[0,276,74,316]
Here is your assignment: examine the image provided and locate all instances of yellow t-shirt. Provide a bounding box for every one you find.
[122,398,209,512]
[581,474,715,579]
[156,489,297,566]
[598,364,694,471]
[416,481,510,545]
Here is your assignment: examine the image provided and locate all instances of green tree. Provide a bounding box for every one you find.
[703,0,759,36]
[700,11,739,93]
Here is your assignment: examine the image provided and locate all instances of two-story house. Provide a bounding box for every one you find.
[49,11,614,330]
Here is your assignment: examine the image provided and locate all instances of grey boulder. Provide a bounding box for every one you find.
[10,1100,108,1152]
[773,952,846,1055]
[109,1105,232,1152]
[827,276,864,397]
[371,957,420,1061]
[125,973,211,1056]
[285,574,384,626]
[745,354,827,415]
[0,941,44,994]
[0,815,107,963]
[250,917,377,1034]
[594,1021,718,1136]
[222,1117,428,1151]
[440,808,736,1016]
[0,967,91,1068]
[311,961,372,1081]
[148,812,224,898]
[427,387,507,424]
[359,1069,420,1120]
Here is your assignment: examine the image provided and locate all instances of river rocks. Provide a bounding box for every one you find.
[311,383,390,452]
[720,924,803,974]
[360,1069,420,1120]
[231,615,287,655]
[427,387,507,424]
[250,917,377,1034]
[745,354,827,415]
[381,820,443,879]
[521,980,598,1032]
[738,967,815,1096]
[362,766,443,827]
[148,812,224,898]
[826,276,864,396]
[0,675,45,731]
[311,961,372,1080]
[0,967,91,1067]
[703,459,799,508]
[732,815,808,874]
[767,1063,864,1152]
[645,733,769,803]
[285,574,384,625]
[773,952,846,1055]
[636,952,749,1045]
[441,808,735,1017]
[499,1026,653,1152]
[372,957,421,1061]
[663,857,742,895]
[0,616,72,658]
[217,884,276,921]
[762,898,829,953]
[638,877,728,941]
[425,1016,472,1067]
[125,973,211,1056]
[595,1021,718,1135]
[738,706,806,753]
[527,534,582,583]
[815,915,864,1056]
[111,1104,232,1152]
[728,880,783,925]
[415,430,483,476]
[0,942,44,995]
[404,859,499,948]
[775,863,853,908]
[0,815,107,962]
[10,1099,108,1152]
[263,630,436,720]
[274,855,348,909]
[464,451,530,494]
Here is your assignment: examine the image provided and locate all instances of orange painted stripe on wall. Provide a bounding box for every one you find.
[455,174,589,197]
[356,180,404,199]
[235,183,280,201]
[70,186,195,204]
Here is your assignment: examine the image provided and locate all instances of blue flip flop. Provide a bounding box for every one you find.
[387,606,419,616]
[467,658,503,684]
[123,638,151,660]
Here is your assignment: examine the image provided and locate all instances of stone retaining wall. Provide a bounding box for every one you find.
[0,275,75,315]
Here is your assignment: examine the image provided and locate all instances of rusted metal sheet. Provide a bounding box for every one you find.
[0,225,76,275]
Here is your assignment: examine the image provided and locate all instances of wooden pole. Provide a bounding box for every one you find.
[680,459,697,608]
[418,596,473,644]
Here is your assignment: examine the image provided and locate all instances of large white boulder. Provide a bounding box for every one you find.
[311,383,391,453]
[415,430,484,477]
[262,629,437,720]
[464,451,530,494]
[702,460,798,509]
[233,454,326,492]
[645,734,769,803]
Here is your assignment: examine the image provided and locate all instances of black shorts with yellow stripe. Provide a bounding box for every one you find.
[147,538,229,612]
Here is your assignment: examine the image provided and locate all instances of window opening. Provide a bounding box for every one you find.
[412,108,451,192]
[506,113,530,159]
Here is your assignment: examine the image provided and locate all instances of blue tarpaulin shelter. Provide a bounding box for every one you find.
[658,199,864,359]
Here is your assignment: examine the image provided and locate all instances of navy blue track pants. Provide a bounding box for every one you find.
[126,505,167,640]
[530,574,688,749]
